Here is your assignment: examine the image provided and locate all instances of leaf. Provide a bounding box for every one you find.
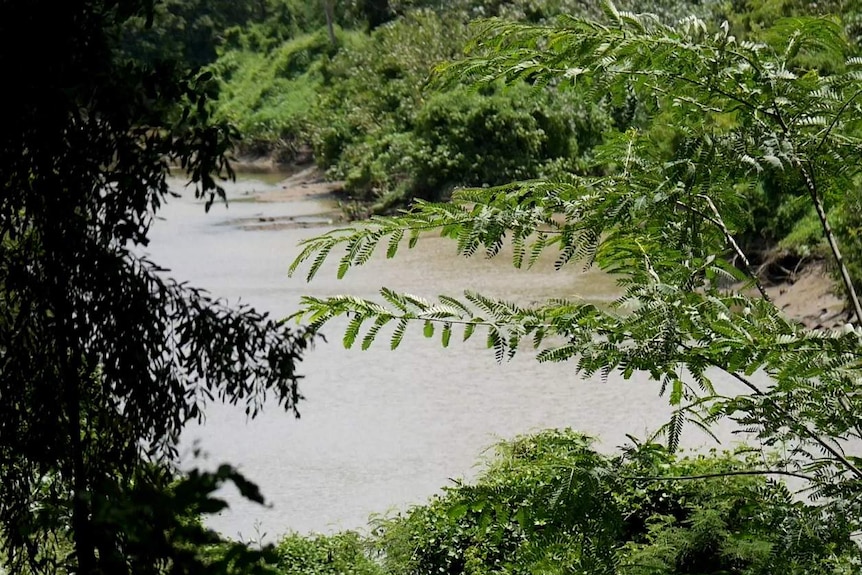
[600,0,621,24]
[306,242,334,282]
[391,318,409,350]
[344,314,364,348]
[386,227,404,259]
[361,315,391,351]
[448,503,469,520]
[488,328,505,362]
[464,321,477,342]
[666,411,684,452]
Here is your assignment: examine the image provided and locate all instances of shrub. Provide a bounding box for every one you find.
[372,430,860,575]
[275,531,384,575]
[212,30,334,155]
[311,11,471,168]
[312,9,616,207]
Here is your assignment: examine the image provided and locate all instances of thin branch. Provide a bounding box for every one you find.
[674,342,862,479]
[836,392,862,443]
[622,468,815,483]
[675,196,771,302]
[762,68,862,323]
[697,352,862,481]
[664,71,776,121]
[796,163,862,325]
[816,87,862,153]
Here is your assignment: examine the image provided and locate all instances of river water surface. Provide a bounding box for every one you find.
[144,174,745,540]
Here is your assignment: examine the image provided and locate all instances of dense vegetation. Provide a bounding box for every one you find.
[372,430,860,574]
[5,0,862,574]
[238,430,862,574]
[283,0,862,573]
[210,1,719,209]
[0,1,309,573]
[208,0,862,282]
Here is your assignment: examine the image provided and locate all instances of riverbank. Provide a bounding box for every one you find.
[254,165,343,203]
[234,159,849,331]
[765,260,848,330]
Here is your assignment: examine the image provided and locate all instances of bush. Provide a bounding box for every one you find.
[371,429,860,575]
[311,7,615,208]
[275,532,384,575]
[311,11,471,168]
[325,81,609,207]
[409,85,578,196]
[212,30,334,155]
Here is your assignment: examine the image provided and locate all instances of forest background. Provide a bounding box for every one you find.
[4,0,862,574]
[151,0,862,572]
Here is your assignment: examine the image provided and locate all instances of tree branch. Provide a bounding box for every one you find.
[816,88,862,153]
[675,196,771,302]
[622,468,815,483]
[797,163,862,325]
[693,351,862,481]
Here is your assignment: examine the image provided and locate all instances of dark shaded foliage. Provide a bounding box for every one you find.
[0,1,308,573]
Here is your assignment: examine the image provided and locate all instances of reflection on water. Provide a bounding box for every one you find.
[144,174,745,539]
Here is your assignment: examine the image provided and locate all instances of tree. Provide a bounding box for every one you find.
[323,0,338,45]
[119,0,266,69]
[0,1,308,573]
[289,0,862,537]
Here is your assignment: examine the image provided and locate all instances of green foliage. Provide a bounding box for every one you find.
[308,9,620,208]
[391,0,719,24]
[722,0,849,36]
[119,0,269,69]
[372,429,860,575]
[212,30,334,157]
[275,532,384,575]
[373,430,619,575]
[200,0,402,157]
[410,85,578,192]
[211,2,630,210]
[616,446,860,574]
[0,1,309,573]
[332,83,598,204]
[832,180,862,291]
[110,465,281,575]
[289,0,862,543]
[311,10,471,168]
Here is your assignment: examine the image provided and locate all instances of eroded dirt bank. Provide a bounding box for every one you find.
[237,161,852,330]
[765,261,849,330]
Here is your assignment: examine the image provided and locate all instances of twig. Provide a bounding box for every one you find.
[622,469,815,482]
[711,357,862,481]
[675,197,771,302]
[797,163,862,325]
[816,88,862,153]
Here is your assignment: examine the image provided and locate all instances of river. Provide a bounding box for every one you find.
[144,173,745,541]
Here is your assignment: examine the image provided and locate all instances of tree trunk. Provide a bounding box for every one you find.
[800,165,862,325]
[322,0,336,47]
[363,0,392,31]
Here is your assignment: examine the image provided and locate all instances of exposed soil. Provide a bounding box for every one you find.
[252,165,344,203]
[231,157,852,330]
[764,260,850,330]
[224,165,347,232]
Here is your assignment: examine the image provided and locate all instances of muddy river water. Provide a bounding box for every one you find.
[143,174,745,540]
